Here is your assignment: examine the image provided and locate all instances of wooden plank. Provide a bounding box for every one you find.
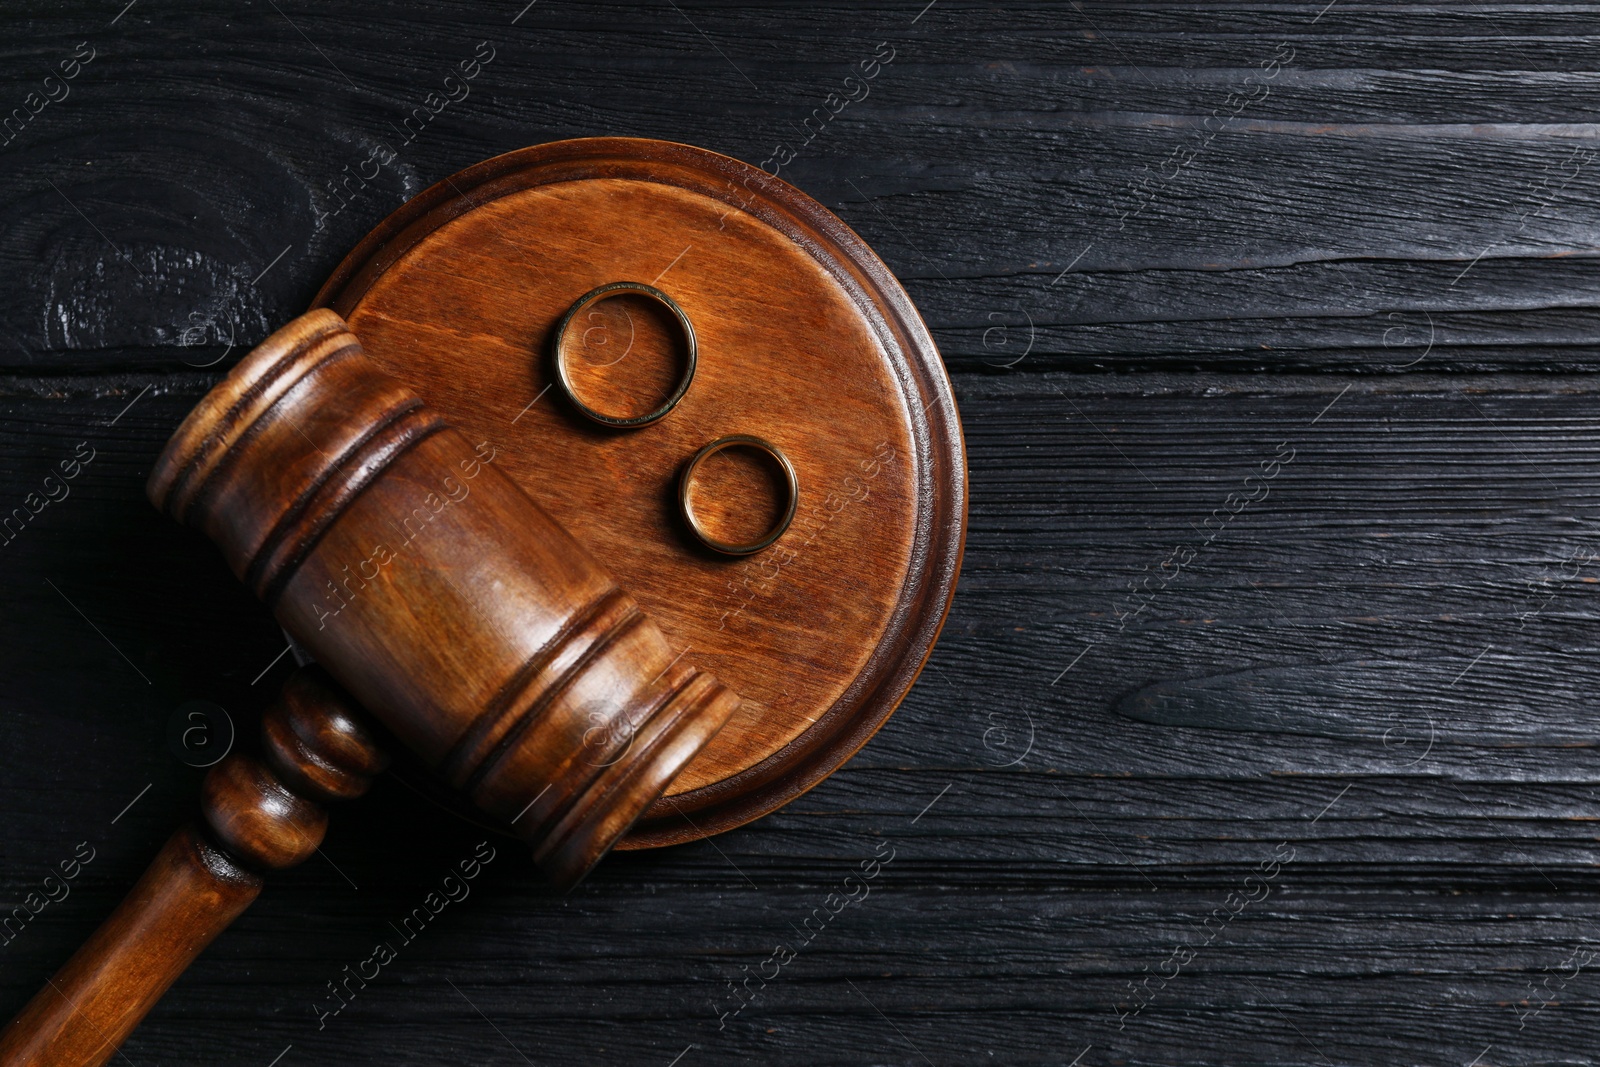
[4,3,1600,371]
[4,370,1600,1062]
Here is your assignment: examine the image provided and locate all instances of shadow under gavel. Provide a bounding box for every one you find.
[0,309,741,1066]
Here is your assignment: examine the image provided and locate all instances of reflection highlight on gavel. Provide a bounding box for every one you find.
[0,309,742,1067]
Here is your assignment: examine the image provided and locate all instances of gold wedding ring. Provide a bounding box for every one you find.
[679,435,798,555]
[551,281,696,428]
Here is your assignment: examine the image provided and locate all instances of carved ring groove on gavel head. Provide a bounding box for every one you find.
[148,307,742,887]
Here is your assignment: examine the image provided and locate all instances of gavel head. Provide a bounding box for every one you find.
[147,309,740,887]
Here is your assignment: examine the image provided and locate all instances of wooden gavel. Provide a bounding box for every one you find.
[0,309,741,1066]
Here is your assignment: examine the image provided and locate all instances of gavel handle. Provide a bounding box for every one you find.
[0,667,387,1067]
[0,827,262,1066]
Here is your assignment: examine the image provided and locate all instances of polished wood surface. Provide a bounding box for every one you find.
[0,827,260,1067]
[147,308,742,883]
[315,137,966,847]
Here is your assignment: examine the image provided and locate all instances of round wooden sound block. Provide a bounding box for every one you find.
[314,138,965,847]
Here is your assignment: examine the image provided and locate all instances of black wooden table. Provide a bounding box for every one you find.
[3,2,1598,1064]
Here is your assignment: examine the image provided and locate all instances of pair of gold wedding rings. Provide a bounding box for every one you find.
[550,281,797,556]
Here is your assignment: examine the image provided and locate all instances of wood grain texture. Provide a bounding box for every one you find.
[0,666,383,1066]
[312,137,965,846]
[0,826,261,1067]
[148,308,742,885]
[5,1,1600,1064]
